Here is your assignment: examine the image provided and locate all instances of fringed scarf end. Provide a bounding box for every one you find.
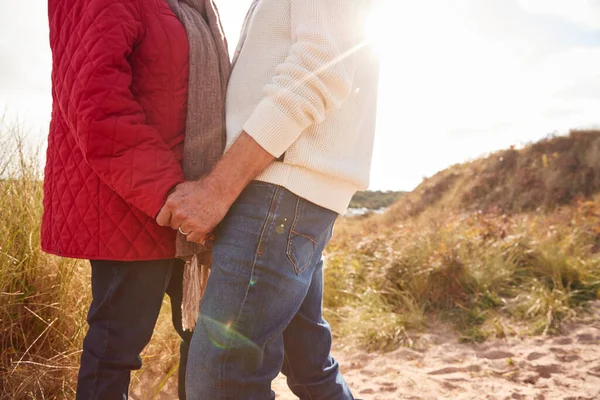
[181,254,210,331]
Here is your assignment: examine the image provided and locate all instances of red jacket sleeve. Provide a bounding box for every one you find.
[51,0,185,218]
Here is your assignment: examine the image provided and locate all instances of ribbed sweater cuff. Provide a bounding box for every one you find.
[243,99,305,158]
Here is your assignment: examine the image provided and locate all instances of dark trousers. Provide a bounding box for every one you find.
[76,258,192,400]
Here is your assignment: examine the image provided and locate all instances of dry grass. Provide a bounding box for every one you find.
[0,123,85,399]
[323,131,600,351]
[0,121,179,399]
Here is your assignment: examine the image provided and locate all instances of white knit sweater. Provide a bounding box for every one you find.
[225,0,380,214]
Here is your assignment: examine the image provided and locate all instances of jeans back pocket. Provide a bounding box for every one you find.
[286,198,337,276]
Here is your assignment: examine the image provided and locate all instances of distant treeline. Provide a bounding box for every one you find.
[349,190,405,209]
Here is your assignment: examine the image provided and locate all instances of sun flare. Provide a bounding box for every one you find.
[365,1,390,55]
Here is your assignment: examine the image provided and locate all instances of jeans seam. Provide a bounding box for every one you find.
[290,229,318,245]
[90,265,120,399]
[220,186,280,399]
[283,351,313,400]
[257,187,280,256]
[286,198,301,275]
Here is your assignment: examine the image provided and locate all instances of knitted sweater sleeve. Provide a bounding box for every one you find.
[242,0,356,158]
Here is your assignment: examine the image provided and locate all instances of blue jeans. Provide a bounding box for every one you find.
[77,259,192,400]
[186,182,354,399]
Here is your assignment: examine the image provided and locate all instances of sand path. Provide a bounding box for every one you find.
[275,303,600,399]
[135,302,600,399]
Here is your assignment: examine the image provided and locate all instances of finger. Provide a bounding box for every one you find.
[186,231,207,245]
[178,223,193,236]
[169,209,186,230]
[156,206,172,227]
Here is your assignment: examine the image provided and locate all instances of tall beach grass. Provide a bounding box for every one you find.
[0,121,180,399]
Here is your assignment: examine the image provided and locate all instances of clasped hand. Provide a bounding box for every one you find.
[156,179,233,244]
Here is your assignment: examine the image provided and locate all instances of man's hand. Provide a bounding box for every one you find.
[156,132,275,243]
[156,178,235,244]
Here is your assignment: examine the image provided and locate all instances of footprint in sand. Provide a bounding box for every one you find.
[549,347,568,354]
[533,364,562,379]
[522,374,539,385]
[587,364,600,378]
[428,366,466,375]
[577,333,598,344]
[377,381,398,393]
[526,352,546,361]
[438,380,463,391]
[555,353,580,362]
[552,337,573,345]
[478,350,514,360]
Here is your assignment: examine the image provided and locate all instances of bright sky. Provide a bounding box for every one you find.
[1,0,599,191]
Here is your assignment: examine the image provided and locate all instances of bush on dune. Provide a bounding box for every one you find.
[349,190,405,210]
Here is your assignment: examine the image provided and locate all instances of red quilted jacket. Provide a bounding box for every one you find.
[42,0,189,261]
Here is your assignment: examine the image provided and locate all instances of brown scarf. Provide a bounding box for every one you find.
[167,0,231,331]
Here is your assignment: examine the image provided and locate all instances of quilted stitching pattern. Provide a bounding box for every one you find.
[42,0,190,260]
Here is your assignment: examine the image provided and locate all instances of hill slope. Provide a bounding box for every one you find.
[391,130,600,220]
[325,130,600,350]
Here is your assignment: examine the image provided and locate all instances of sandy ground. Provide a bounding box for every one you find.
[135,302,600,400]
[273,307,600,400]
